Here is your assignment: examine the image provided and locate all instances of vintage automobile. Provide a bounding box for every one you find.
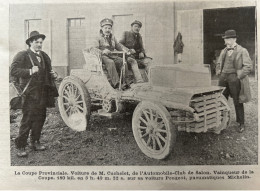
[58,48,231,159]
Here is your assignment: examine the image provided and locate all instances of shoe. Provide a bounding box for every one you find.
[113,83,119,89]
[238,124,245,133]
[121,83,130,90]
[126,79,134,85]
[136,79,144,83]
[16,148,28,157]
[36,143,46,151]
[30,141,46,151]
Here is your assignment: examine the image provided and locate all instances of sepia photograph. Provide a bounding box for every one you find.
[9,0,258,166]
[2,0,260,189]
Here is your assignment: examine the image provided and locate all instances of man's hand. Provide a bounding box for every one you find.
[130,49,136,54]
[126,50,131,56]
[102,49,111,55]
[216,70,220,76]
[139,52,145,59]
[50,70,58,79]
[32,66,39,74]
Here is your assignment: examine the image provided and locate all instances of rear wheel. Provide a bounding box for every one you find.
[132,101,176,159]
[58,76,91,131]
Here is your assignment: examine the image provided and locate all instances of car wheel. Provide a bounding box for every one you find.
[58,76,91,131]
[132,101,176,159]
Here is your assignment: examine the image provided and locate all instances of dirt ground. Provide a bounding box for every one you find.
[10,77,258,166]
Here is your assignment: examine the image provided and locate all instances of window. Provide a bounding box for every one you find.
[112,14,133,39]
[24,19,52,56]
[25,19,42,39]
[68,18,85,27]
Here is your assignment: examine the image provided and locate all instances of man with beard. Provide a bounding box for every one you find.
[216,29,252,133]
[92,18,134,88]
[11,31,58,157]
[120,20,152,76]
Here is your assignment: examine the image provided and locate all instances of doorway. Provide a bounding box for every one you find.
[68,18,86,72]
[112,14,133,39]
[203,6,256,77]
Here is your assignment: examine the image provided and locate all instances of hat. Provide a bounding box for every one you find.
[222,30,237,39]
[131,20,142,28]
[100,18,113,27]
[26,31,46,45]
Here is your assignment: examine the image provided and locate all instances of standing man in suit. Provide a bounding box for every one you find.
[216,30,252,133]
[120,20,152,76]
[11,31,58,157]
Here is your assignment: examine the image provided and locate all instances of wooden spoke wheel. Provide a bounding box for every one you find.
[58,76,91,131]
[213,95,231,134]
[132,101,176,159]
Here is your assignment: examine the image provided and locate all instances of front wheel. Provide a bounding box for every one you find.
[58,76,91,131]
[132,101,176,159]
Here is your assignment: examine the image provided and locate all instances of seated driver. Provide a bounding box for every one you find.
[91,18,130,89]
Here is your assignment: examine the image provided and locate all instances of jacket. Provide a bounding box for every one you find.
[92,31,128,59]
[119,31,146,59]
[216,44,252,103]
[173,32,184,54]
[10,49,58,108]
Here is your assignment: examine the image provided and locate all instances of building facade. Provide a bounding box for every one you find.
[9,0,256,78]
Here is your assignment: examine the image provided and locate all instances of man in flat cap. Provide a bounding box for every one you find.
[91,18,132,88]
[10,31,58,157]
[120,20,152,77]
[216,29,252,133]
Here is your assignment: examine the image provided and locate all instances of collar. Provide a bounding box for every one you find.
[30,47,40,55]
[103,34,112,39]
[130,30,139,36]
[227,43,237,49]
[100,31,112,38]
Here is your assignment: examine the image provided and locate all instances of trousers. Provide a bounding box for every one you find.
[136,57,153,74]
[15,107,46,149]
[126,57,144,83]
[102,56,129,87]
[218,73,244,124]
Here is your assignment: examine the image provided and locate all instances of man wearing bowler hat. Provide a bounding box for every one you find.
[91,18,132,89]
[216,29,252,133]
[120,20,152,77]
[11,31,58,157]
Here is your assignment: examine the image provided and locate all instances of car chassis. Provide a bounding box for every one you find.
[58,48,231,159]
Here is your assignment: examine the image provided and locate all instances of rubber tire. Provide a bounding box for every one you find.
[221,95,231,128]
[58,76,91,131]
[132,101,176,159]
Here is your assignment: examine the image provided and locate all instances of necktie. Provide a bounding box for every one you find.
[227,47,235,56]
[35,54,41,63]
[133,33,140,53]
[105,35,112,47]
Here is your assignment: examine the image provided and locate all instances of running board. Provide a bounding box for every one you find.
[95,109,127,118]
